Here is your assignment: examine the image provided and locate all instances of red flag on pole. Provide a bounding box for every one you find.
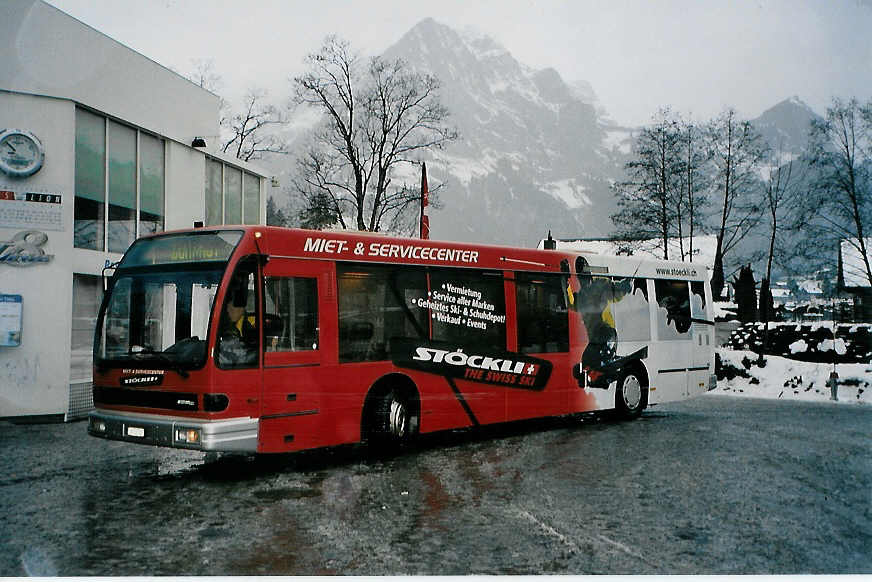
[420,162,430,240]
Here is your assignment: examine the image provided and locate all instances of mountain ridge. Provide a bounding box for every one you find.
[270,18,825,252]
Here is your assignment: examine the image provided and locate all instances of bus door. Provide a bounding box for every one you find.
[507,272,574,420]
[259,259,334,452]
[651,279,694,402]
[688,280,714,396]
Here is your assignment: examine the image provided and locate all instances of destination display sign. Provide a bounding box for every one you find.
[121,231,243,267]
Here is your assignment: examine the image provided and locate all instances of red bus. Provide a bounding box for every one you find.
[88,226,716,453]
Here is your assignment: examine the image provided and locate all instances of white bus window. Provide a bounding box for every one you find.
[610,278,651,342]
[690,281,707,320]
[654,279,691,338]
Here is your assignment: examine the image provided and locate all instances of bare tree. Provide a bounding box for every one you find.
[805,97,872,288]
[185,61,287,162]
[221,89,288,162]
[612,108,684,260]
[676,116,710,262]
[293,35,458,233]
[706,108,768,299]
[185,58,229,125]
[758,143,808,354]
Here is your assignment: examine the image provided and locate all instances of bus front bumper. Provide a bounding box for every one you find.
[88,410,259,452]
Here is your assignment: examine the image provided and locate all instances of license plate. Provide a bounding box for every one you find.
[127,426,145,438]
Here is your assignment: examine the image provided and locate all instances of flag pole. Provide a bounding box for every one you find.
[420,162,429,240]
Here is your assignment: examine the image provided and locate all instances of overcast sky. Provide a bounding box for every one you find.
[46,0,872,126]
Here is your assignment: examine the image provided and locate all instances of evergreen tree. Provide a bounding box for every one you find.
[299,190,339,230]
[733,265,758,323]
[266,196,288,227]
[758,278,775,323]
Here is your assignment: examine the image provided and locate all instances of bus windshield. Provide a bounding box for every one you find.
[97,266,224,369]
[96,230,244,370]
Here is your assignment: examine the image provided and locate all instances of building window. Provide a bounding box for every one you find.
[108,121,136,253]
[74,109,105,250]
[205,158,223,226]
[74,107,165,252]
[139,132,165,236]
[204,158,262,226]
[70,274,102,382]
[224,166,242,224]
[244,172,260,224]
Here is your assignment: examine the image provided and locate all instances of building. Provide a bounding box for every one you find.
[838,239,872,322]
[0,0,270,420]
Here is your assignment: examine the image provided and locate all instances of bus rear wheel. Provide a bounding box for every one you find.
[368,389,416,448]
[615,371,645,419]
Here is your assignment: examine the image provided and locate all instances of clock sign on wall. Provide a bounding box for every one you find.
[0,129,45,178]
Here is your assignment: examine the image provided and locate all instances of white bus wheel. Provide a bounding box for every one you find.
[616,371,644,419]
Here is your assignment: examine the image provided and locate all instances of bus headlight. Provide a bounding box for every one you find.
[90,418,107,433]
[175,427,201,444]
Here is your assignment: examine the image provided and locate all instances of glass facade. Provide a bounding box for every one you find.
[74,108,105,250]
[244,172,260,224]
[205,158,223,226]
[107,121,137,253]
[224,166,242,224]
[139,132,165,237]
[74,107,165,252]
[204,158,261,227]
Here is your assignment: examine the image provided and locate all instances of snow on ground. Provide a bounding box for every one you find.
[713,349,872,405]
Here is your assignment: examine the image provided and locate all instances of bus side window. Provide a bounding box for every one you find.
[337,264,428,363]
[690,281,706,320]
[429,268,507,349]
[654,279,691,337]
[515,273,569,353]
[263,277,318,352]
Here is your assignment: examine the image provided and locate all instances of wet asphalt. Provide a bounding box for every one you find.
[1,394,870,575]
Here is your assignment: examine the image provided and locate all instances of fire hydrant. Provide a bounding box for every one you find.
[828,371,839,402]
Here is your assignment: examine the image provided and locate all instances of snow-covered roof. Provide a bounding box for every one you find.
[798,280,823,294]
[540,235,717,271]
[840,239,872,288]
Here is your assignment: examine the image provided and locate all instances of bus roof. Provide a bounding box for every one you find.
[145,226,709,280]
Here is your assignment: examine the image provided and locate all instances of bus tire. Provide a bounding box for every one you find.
[368,389,416,448]
[615,370,645,419]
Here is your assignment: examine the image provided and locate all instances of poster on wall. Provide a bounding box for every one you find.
[0,188,63,231]
[0,294,23,347]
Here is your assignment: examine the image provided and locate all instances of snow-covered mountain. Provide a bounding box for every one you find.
[751,96,821,157]
[381,18,632,246]
[268,19,826,254]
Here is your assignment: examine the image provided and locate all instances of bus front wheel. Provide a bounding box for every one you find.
[615,371,645,419]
